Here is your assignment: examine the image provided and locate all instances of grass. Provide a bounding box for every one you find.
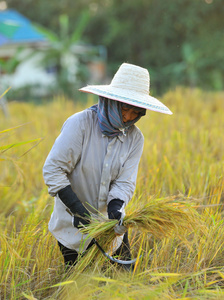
[0,87,224,299]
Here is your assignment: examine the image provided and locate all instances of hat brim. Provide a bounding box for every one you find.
[79,85,172,115]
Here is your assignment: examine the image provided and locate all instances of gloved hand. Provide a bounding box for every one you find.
[58,185,90,228]
[108,199,127,236]
[72,202,90,228]
[107,199,124,220]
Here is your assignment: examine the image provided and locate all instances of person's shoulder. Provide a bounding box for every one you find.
[68,108,94,120]
[59,109,96,134]
[65,108,96,126]
[129,125,144,142]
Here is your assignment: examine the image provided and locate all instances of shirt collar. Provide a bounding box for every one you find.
[102,133,124,143]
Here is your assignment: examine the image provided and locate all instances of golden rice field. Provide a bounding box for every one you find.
[0,87,224,299]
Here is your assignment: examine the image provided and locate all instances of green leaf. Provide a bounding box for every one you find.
[0,87,11,99]
[71,11,90,43]
[59,14,69,39]
[51,280,76,287]
[0,123,30,134]
[0,138,42,152]
[21,293,38,300]
[34,23,58,42]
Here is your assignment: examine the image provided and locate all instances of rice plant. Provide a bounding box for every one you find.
[0,88,224,299]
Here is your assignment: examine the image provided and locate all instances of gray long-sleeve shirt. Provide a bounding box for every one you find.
[43,108,144,251]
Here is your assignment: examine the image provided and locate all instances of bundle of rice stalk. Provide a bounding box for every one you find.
[123,197,198,239]
[76,197,199,270]
[81,197,198,239]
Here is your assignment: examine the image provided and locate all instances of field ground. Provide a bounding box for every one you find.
[0,87,224,299]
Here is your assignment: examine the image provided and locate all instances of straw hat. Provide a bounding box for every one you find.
[79,63,172,115]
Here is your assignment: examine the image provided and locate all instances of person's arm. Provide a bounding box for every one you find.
[43,113,83,197]
[43,112,90,227]
[58,185,90,227]
[108,130,144,209]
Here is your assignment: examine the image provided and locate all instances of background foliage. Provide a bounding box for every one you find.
[6,0,224,93]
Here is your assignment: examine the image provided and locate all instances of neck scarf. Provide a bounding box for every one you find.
[90,96,146,137]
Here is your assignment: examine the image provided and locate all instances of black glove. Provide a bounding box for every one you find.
[58,185,90,228]
[107,199,124,220]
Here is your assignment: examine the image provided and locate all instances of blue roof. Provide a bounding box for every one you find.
[0,9,46,46]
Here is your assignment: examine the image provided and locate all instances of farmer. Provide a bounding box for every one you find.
[43,63,172,268]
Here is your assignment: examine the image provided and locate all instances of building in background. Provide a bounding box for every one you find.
[0,9,55,94]
[0,7,106,99]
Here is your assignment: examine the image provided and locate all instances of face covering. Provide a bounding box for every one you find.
[90,97,146,137]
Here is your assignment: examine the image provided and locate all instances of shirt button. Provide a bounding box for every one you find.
[102,181,105,185]
[105,164,108,167]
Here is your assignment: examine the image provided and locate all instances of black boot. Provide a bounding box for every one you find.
[58,241,79,271]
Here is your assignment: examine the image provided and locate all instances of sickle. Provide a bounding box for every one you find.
[93,238,139,265]
[66,208,139,265]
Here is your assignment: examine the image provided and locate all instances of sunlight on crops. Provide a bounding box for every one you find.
[0,88,224,299]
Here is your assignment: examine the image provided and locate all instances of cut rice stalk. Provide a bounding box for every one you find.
[76,197,200,270]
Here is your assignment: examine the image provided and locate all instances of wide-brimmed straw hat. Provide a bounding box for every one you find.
[79,62,172,115]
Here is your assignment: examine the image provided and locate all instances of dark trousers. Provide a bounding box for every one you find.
[58,232,131,267]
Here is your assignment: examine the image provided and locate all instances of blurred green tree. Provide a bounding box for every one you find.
[6,0,224,93]
[34,11,91,96]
